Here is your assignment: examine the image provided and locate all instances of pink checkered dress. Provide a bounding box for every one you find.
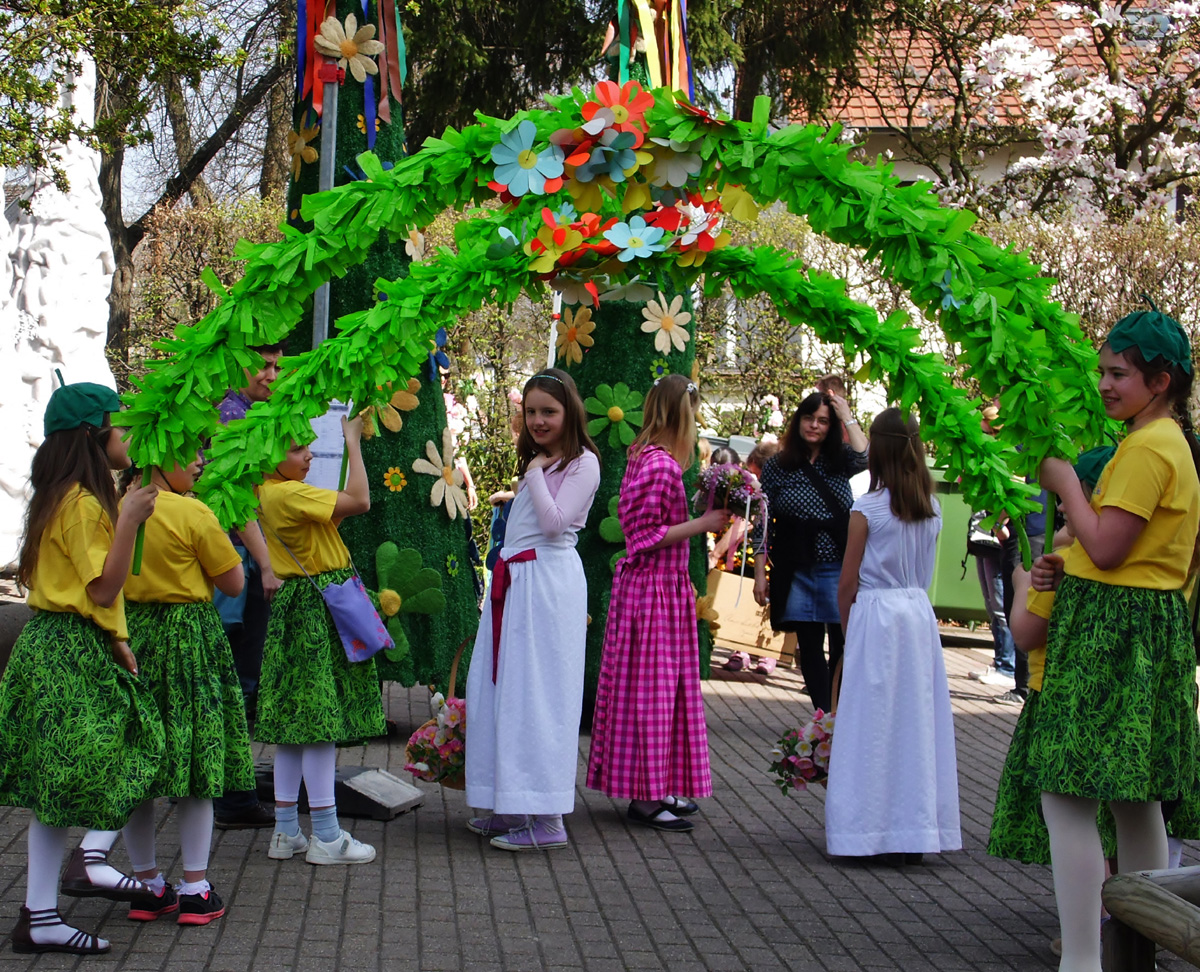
[586,445,713,800]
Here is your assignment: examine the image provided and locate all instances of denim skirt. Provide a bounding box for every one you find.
[781,562,841,625]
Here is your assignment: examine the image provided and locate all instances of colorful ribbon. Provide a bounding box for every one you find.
[360,0,376,147]
[490,548,538,683]
[376,0,405,123]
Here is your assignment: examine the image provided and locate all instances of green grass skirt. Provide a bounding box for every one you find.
[255,570,386,745]
[127,600,255,798]
[0,611,164,829]
[1025,576,1200,802]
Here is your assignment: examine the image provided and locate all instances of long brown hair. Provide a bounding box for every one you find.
[17,420,119,589]
[867,408,935,521]
[515,368,599,477]
[1114,341,1200,575]
[630,374,700,469]
[777,392,848,473]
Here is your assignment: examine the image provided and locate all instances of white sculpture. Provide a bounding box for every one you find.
[0,57,115,569]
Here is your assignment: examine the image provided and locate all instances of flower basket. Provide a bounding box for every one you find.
[405,635,470,790]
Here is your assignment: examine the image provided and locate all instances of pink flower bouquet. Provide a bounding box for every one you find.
[405,692,466,788]
[693,462,766,525]
[768,708,836,794]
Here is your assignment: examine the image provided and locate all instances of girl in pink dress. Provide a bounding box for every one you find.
[586,374,730,832]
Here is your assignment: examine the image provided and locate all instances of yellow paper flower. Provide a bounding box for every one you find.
[287,125,320,181]
[383,468,407,492]
[356,113,381,134]
[362,378,421,438]
[525,223,584,275]
[641,292,692,354]
[555,306,595,365]
[379,589,402,616]
[412,428,470,520]
[721,183,760,223]
[314,13,385,84]
[696,592,720,632]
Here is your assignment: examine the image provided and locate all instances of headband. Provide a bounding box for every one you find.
[529,373,564,384]
[653,378,698,393]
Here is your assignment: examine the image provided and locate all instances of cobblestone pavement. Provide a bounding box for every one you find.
[1,644,1194,971]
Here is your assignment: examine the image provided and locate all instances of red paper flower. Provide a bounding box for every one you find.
[583,80,655,146]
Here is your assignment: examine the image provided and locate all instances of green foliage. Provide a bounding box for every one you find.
[0,1,220,188]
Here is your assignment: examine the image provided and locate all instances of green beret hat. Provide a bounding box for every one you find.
[43,382,121,437]
[1073,445,1116,494]
[1106,307,1193,375]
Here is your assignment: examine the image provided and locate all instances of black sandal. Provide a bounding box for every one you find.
[627,804,695,833]
[10,907,110,955]
[60,846,148,902]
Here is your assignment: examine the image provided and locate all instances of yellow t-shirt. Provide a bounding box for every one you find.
[257,477,349,578]
[1024,587,1056,693]
[1068,417,1200,590]
[122,492,242,603]
[27,485,127,640]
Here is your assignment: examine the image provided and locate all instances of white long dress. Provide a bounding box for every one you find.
[824,488,962,856]
[465,451,600,815]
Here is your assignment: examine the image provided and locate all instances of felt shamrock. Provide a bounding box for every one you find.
[598,494,627,572]
[375,542,447,663]
[585,382,643,447]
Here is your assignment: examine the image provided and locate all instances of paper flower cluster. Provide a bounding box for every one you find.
[405,692,465,786]
[769,709,836,795]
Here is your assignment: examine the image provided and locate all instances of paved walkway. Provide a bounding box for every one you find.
[0,644,1194,971]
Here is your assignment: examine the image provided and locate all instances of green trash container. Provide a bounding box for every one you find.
[928,465,989,623]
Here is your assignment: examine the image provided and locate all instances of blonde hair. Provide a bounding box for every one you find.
[631,374,700,469]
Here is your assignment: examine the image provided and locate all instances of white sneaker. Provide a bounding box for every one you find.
[305,830,376,865]
[267,830,309,860]
[969,666,1016,688]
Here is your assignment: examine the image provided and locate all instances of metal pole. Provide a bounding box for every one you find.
[312,68,340,349]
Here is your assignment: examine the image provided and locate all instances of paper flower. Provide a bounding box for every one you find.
[551,274,600,307]
[383,468,407,492]
[646,139,702,188]
[362,378,421,438]
[428,327,450,380]
[603,215,666,263]
[314,13,384,84]
[412,427,470,520]
[405,230,426,262]
[641,292,692,354]
[525,211,584,274]
[445,552,460,577]
[696,592,720,632]
[650,358,671,381]
[287,125,319,180]
[375,542,447,663]
[585,382,644,447]
[578,129,641,184]
[600,276,656,303]
[491,119,565,197]
[555,306,596,365]
[721,183,760,222]
[356,114,381,134]
[583,80,655,145]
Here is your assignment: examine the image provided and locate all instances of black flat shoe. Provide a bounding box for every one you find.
[214,801,275,830]
[627,804,694,833]
[659,796,700,816]
[60,846,148,902]
[10,907,110,955]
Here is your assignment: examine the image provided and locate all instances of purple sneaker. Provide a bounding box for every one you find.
[467,814,523,837]
[489,820,568,852]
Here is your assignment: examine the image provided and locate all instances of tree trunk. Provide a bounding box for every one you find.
[96,68,134,363]
[260,0,295,200]
[163,75,215,208]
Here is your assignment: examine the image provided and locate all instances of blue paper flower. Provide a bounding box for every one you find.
[936,269,964,310]
[428,326,450,380]
[491,119,565,197]
[602,215,667,263]
[579,130,639,184]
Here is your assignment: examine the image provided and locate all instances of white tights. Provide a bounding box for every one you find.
[274,743,337,806]
[26,820,107,947]
[1042,792,1167,972]
[123,797,215,874]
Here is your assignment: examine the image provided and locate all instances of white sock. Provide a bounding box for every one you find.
[177,878,210,896]
[79,828,144,891]
[142,873,166,895]
[1042,792,1104,972]
[534,814,565,832]
[177,797,214,873]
